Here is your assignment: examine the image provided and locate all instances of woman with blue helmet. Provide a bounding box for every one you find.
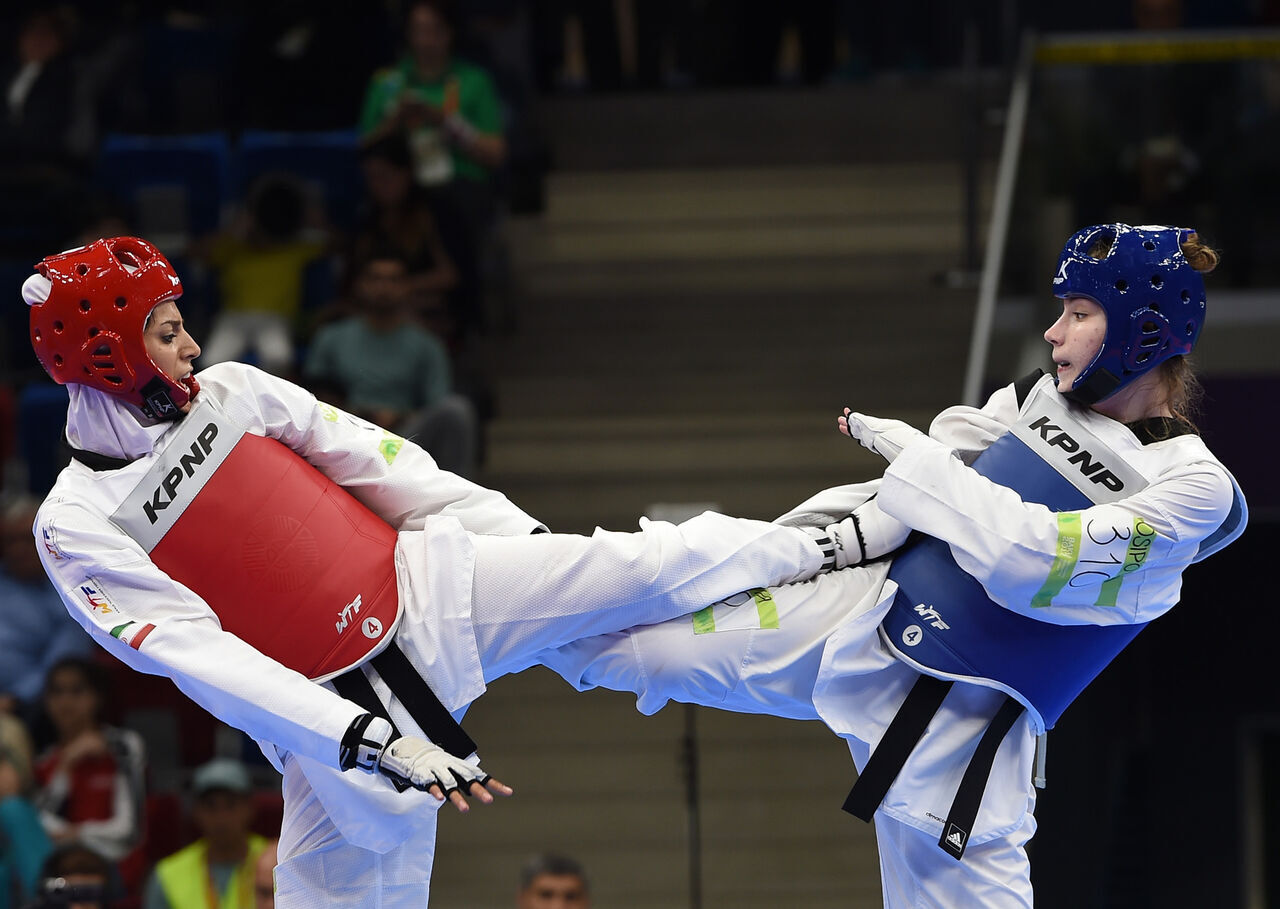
[543,224,1247,907]
[1047,223,1210,413]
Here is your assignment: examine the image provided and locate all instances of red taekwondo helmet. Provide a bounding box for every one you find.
[1052,223,1207,406]
[26,237,197,420]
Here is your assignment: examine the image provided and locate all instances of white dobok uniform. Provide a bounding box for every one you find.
[543,375,1245,908]
[33,362,825,907]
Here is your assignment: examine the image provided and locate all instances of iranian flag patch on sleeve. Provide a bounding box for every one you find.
[110,620,156,650]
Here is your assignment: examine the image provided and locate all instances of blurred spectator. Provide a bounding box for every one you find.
[0,498,93,720]
[360,0,506,193]
[831,0,945,80]
[143,759,270,909]
[516,853,590,909]
[1,714,51,909]
[252,839,276,909]
[631,1,697,90]
[32,659,145,868]
[457,3,549,216]
[0,9,75,162]
[359,0,507,338]
[23,843,114,909]
[196,175,329,377]
[1054,0,1233,229]
[1118,0,1217,217]
[1218,59,1280,284]
[532,1,621,92]
[302,254,476,477]
[233,2,390,131]
[60,5,148,157]
[0,715,35,797]
[0,8,85,259]
[353,135,459,339]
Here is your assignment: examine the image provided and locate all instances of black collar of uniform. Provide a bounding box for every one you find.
[1014,372,1196,445]
[1127,416,1196,445]
[65,435,135,471]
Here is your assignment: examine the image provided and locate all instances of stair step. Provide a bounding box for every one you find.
[480,411,933,532]
[487,416,925,479]
[537,83,994,169]
[536,165,979,224]
[482,160,976,525]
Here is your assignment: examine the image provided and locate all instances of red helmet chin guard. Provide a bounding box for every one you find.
[29,236,195,420]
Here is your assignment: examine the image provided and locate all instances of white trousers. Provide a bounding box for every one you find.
[542,566,1037,909]
[874,809,1035,909]
[201,310,296,376]
[272,512,824,907]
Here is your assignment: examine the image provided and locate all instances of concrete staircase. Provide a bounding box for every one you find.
[481,162,988,532]
[429,84,996,909]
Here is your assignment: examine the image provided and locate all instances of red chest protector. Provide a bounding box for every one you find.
[111,404,402,682]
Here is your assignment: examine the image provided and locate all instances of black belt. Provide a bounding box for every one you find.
[842,673,1024,861]
[332,642,478,778]
[937,696,1023,859]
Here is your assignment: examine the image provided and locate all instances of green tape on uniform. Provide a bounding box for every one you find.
[1032,513,1082,608]
[379,433,404,465]
[1094,570,1124,608]
[109,622,133,639]
[692,605,716,635]
[1094,516,1158,607]
[753,588,779,629]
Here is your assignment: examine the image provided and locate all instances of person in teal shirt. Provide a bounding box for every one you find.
[303,254,477,477]
[0,715,51,909]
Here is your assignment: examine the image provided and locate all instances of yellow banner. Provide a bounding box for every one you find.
[1037,35,1280,65]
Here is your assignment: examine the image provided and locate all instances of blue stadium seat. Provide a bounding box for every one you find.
[96,133,232,245]
[237,129,363,231]
[17,381,69,496]
[1,259,40,378]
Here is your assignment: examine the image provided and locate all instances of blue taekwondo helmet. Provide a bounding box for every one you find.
[1051,223,1207,405]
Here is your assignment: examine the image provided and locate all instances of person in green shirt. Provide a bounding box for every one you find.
[359,0,506,190]
[358,0,508,340]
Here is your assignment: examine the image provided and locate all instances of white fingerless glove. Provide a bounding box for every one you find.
[380,736,486,794]
[823,497,912,569]
[844,412,928,463]
[340,713,487,793]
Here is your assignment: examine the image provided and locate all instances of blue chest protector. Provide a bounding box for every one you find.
[880,413,1144,734]
[845,381,1246,860]
[848,376,1176,858]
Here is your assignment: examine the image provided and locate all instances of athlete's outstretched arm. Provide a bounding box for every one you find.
[841,408,1235,625]
[35,495,505,810]
[212,364,542,535]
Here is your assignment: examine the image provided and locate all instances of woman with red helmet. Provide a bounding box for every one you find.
[23,237,843,907]
[540,224,1247,908]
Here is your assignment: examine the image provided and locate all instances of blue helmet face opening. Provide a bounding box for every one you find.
[1051,223,1207,405]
